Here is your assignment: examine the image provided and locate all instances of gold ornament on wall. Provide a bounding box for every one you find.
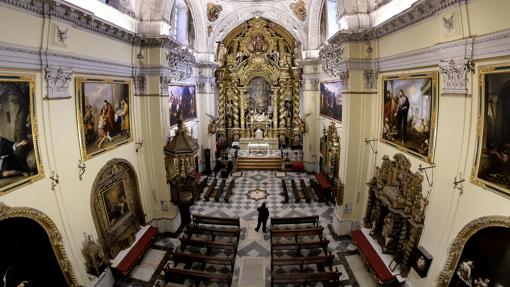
[290,0,307,21]
[207,3,222,22]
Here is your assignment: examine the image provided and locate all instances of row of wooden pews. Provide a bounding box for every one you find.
[164,214,240,287]
[201,177,236,203]
[270,215,341,286]
[281,179,317,203]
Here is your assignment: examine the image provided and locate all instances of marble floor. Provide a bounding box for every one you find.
[121,170,377,287]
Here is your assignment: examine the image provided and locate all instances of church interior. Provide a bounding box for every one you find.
[0,0,509,286]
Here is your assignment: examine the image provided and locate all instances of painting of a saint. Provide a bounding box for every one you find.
[247,77,270,114]
[320,82,343,122]
[381,73,438,163]
[472,66,510,196]
[77,78,131,160]
[0,75,43,195]
[169,85,197,127]
[102,180,130,228]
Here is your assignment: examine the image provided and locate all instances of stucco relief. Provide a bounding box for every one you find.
[45,66,72,99]
[439,59,471,95]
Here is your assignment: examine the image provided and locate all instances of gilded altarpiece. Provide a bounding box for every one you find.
[364,153,427,275]
[215,18,303,148]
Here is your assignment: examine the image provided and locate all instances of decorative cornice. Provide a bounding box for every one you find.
[133,75,146,96]
[45,66,72,99]
[319,43,347,78]
[362,70,378,90]
[439,59,471,95]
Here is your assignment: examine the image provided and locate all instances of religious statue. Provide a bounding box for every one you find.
[255,128,264,139]
[298,112,311,134]
[206,113,219,134]
[236,50,244,66]
[217,43,227,67]
[272,50,280,64]
[381,213,394,249]
[456,260,474,285]
[81,235,106,276]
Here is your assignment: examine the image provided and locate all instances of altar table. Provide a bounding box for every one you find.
[248,143,270,154]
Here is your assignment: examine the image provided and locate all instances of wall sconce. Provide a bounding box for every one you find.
[78,159,86,181]
[135,139,143,153]
[50,171,59,191]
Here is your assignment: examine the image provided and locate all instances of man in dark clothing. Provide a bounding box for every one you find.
[255,202,269,233]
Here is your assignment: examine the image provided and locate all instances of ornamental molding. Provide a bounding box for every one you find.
[133,74,146,96]
[118,0,135,18]
[45,66,72,99]
[362,70,378,90]
[439,59,471,95]
[319,43,345,78]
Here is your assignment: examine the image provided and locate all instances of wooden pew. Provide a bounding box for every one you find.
[192,214,240,228]
[271,254,335,271]
[270,227,324,242]
[271,239,329,255]
[185,225,240,242]
[300,179,312,203]
[223,179,235,203]
[214,179,227,202]
[291,179,301,203]
[179,236,237,252]
[309,179,325,202]
[197,177,208,195]
[165,267,232,287]
[280,179,289,203]
[203,178,217,201]
[271,271,340,287]
[173,252,235,270]
[271,215,319,228]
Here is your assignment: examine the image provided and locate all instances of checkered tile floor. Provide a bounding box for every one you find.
[120,170,361,287]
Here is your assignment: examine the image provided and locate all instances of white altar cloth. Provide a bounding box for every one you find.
[248,143,270,154]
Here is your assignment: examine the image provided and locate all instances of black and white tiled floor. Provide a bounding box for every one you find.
[120,170,378,287]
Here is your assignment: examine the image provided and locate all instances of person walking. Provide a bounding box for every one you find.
[255,202,269,233]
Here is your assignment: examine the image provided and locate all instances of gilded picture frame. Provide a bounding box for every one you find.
[0,73,44,196]
[168,84,197,127]
[471,64,510,198]
[101,179,130,229]
[76,77,132,160]
[320,81,343,123]
[380,72,439,163]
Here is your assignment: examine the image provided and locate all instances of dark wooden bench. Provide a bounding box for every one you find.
[197,177,208,195]
[203,178,217,201]
[179,236,237,252]
[185,225,240,242]
[300,179,312,203]
[223,179,235,203]
[271,271,340,287]
[291,179,301,203]
[310,179,325,202]
[173,252,235,270]
[214,179,227,202]
[192,214,240,228]
[270,227,324,242]
[315,173,332,202]
[270,215,319,228]
[165,267,232,287]
[271,254,334,271]
[271,239,329,255]
[280,179,289,203]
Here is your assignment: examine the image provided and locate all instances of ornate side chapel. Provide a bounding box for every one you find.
[215,17,303,151]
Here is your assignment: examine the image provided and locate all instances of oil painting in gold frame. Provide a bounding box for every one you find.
[0,74,44,196]
[76,77,132,160]
[320,81,343,122]
[380,72,439,163]
[471,64,510,198]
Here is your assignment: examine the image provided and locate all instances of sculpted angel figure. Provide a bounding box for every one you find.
[298,112,311,134]
[206,113,220,134]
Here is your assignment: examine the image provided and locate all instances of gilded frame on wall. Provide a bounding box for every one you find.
[0,203,80,286]
[76,77,133,160]
[380,72,439,163]
[471,64,510,198]
[320,81,343,123]
[168,84,197,127]
[436,216,510,287]
[0,73,44,196]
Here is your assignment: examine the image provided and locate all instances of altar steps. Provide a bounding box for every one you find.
[235,156,282,171]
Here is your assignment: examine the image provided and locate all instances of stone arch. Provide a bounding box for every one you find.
[90,158,145,259]
[209,7,306,52]
[0,203,79,286]
[436,216,510,286]
[308,0,326,49]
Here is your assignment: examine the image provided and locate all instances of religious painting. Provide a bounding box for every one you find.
[381,72,439,163]
[101,180,130,229]
[76,78,132,160]
[168,85,197,127]
[472,65,510,197]
[411,246,432,278]
[320,81,343,122]
[0,74,43,195]
[247,77,271,113]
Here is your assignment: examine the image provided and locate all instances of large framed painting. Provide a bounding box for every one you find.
[0,74,44,195]
[381,72,439,163]
[76,78,132,160]
[168,85,197,127]
[320,81,343,122]
[472,64,510,198]
[101,179,130,229]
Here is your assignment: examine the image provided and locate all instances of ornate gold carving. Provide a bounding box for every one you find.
[215,18,303,145]
[91,159,144,259]
[290,0,307,21]
[320,122,341,181]
[0,202,79,286]
[436,216,510,287]
[207,3,222,22]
